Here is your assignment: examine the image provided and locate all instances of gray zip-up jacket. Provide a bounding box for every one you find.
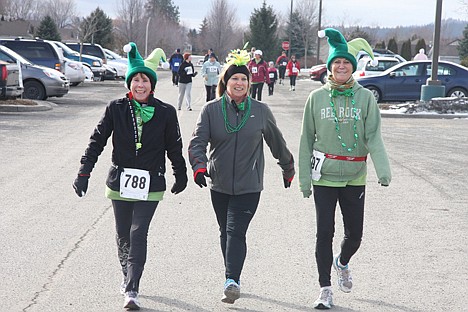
[188,95,294,195]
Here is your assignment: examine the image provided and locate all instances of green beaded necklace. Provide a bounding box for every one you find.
[329,90,359,152]
[221,95,251,133]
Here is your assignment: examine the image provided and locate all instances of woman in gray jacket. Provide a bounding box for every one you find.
[201,53,221,102]
[188,48,295,305]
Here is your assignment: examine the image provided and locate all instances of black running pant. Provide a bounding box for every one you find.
[210,190,261,283]
[250,83,264,101]
[172,71,179,85]
[313,185,365,287]
[289,75,297,87]
[278,66,286,79]
[113,200,158,293]
[205,85,217,102]
[268,82,275,95]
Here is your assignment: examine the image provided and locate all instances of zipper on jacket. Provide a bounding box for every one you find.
[232,112,239,194]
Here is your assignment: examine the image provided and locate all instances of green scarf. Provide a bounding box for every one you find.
[131,99,155,123]
[328,75,355,97]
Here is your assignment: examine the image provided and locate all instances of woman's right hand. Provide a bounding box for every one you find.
[73,174,90,197]
[194,171,207,188]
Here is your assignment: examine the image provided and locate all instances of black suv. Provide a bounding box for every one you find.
[65,43,107,64]
[0,38,66,73]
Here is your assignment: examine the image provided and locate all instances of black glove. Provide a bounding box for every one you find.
[171,174,188,194]
[73,174,90,197]
[193,71,198,77]
[194,171,207,188]
[283,176,293,188]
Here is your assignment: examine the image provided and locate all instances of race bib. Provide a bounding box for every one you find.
[269,73,275,78]
[186,67,193,75]
[282,62,287,66]
[311,150,325,181]
[174,62,180,67]
[209,66,217,73]
[292,67,298,73]
[251,67,258,74]
[120,168,150,200]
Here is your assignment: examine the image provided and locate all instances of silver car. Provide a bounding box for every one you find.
[0,45,69,100]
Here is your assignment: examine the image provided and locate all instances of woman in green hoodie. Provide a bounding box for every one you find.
[298,28,391,310]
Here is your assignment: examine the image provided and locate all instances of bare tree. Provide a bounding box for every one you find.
[6,0,36,20]
[204,0,240,60]
[41,0,77,28]
[116,0,145,45]
[295,0,318,67]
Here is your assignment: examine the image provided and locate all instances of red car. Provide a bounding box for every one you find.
[309,63,328,84]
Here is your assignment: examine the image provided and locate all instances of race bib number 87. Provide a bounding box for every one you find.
[120,168,151,200]
[311,150,325,181]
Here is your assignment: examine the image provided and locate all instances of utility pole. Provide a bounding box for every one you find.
[145,16,152,58]
[288,0,293,59]
[316,0,322,65]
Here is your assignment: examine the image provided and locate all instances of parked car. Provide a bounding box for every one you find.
[353,56,403,79]
[102,64,117,80]
[0,38,66,74]
[0,45,69,100]
[52,41,105,81]
[83,65,94,81]
[65,42,107,65]
[309,63,328,84]
[0,60,23,98]
[64,58,86,86]
[356,60,468,102]
[357,49,406,62]
[103,48,127,65]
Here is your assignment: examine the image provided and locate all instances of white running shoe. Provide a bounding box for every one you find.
[221,279,240,304]
[120,280,127,295]
[123,291,140,310]
[333,254,353,293]
[313,287,333,309]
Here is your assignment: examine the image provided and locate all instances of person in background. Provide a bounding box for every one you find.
[188,47,295,305]
[299,28,391,310]
[72,42,187,310]
[413,48,428,60]
[249,47,256,60]
[267,61,278,96]
[286,54,300,91]
[169,48,183,86]
[276,51,288,85]
[201,53,221,102]
[247,50,270,101]
[178,52,197,111]
[204,48,219,62]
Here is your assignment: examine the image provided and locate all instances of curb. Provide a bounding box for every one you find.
[0,100,56,112]
[381,112,468,119]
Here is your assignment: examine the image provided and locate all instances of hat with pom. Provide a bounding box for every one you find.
[124,42,158,90]
[318,28,376,72]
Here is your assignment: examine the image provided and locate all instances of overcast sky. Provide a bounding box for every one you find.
[76,0,467,29]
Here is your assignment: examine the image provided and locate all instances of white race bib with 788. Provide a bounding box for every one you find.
[120,168,151,200]
[311,150,325,181]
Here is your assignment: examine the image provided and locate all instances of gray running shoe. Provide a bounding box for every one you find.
[313,287,333,309]
[333,254,353,293]
[120,280,126,295]
[221,279,240,304]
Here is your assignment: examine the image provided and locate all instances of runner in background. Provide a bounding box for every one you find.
[286,54,300,91]
[201,53,221,102]
[247,50,270,101]
[169,48,183,86]
[276,51,288,85]
[267,61,278,96]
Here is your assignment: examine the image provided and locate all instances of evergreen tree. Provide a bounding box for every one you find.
[375,40,386,49]
[458,24,468,59]
[187,29,199,54]
[347,26,372,44]
[400,39,412,61]
[387,37,398,54]
[80,7,114,48]
[36,15,61,41]
[284,11,305,58]
[145,0,180,23]
[246,1,278,61]
[415,38,427,54]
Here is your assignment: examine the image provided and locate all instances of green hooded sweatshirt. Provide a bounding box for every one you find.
[298,81,391,196]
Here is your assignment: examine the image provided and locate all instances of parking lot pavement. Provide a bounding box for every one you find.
[1,72,467,311]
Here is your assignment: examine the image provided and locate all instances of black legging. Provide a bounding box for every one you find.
[278,66,286,79]
[205,85,217,102]
[250,83,264,101]
[268,82,275,95]
[172,71,179,85]
[289,75,297,87]
[313,185,365,287]
[113,200,158,293]
[211,190,261,283]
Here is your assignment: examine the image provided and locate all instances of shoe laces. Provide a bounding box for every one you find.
[126,290,138,299]
[319,288,332,300]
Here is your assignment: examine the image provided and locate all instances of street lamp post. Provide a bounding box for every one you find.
[316,0,322,65]
[145,16,152,58]
[420,0,445,101]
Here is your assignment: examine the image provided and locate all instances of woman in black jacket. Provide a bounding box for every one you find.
[177,52,197,111]
[72,42,187,310]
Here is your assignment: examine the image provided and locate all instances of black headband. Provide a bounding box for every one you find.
[224,65,250,84]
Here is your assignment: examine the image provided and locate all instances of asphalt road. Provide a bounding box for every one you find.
[1,72,467,312]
